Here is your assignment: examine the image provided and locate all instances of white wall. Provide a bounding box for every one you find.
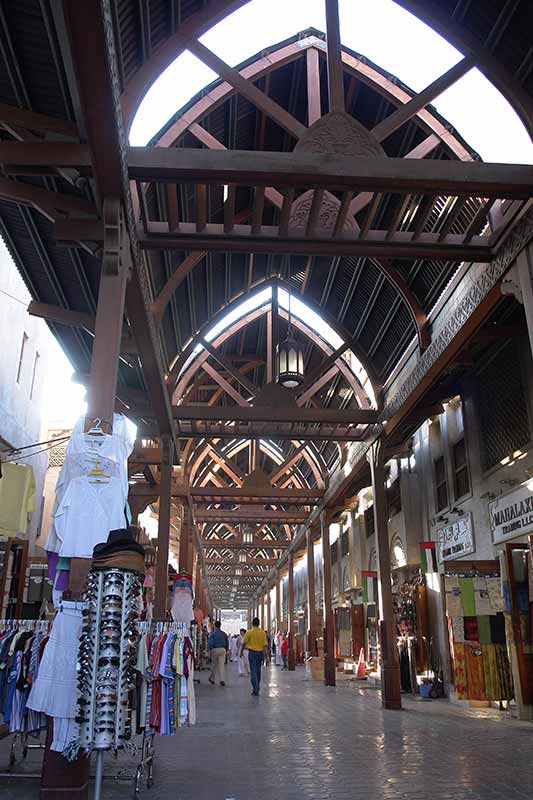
[0,239,56,552]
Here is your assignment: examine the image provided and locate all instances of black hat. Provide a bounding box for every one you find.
[92,527,145,559]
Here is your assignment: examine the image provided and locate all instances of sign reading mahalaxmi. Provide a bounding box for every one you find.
[489,484,533,544]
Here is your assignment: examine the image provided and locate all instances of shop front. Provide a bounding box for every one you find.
[489,485,533,719]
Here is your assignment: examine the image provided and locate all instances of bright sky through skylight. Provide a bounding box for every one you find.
[129,0,533,164]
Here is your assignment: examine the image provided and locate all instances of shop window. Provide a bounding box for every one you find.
[477,339,531,470]
[387,478,402,518]
[16,332,28,383]
[341,530,349,557]
[434,456,448,512]
[364,506,375,538]
[342,565,350,591]
[453,438,470,500]
[330,542,337,563]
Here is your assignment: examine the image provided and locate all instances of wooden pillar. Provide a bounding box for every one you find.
[275,575,281,631]
[266,587,271,633]
[306,528,318,655]
[288,554,296,670]
[247,605,252,628]
[321,511,336,686]
[154,435,172,619]
[325,0,345,113]
[85,199,129,427]
[179,507,192,573]
[368,441,401,710]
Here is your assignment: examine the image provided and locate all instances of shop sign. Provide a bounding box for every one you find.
[437,513,474,561]
[489,484,533,544]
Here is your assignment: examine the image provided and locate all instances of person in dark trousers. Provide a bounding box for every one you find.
[241,617,269,696]
[208,620,229,686]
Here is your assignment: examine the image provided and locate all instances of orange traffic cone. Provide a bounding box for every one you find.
[356,647,367,680]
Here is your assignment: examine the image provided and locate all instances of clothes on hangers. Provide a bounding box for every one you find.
[0,622,49,736]
[27,601,84,751]
[45,413,135,562]
[0,462,36,536]
[137,625,196,736]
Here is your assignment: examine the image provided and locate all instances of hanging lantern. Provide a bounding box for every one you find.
[277,335,304,388]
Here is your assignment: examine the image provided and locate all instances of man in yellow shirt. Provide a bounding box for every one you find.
[241,617,269,696]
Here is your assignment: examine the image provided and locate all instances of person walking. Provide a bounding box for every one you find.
[230,634,238,662]
[236,628,249,677]
[208,620,229,686]
[281,632,289,669]
[241,617,269,696]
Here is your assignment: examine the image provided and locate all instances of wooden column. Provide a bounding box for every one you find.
[266,587,271,633]
[179,507,192,573]
[247,605,252,628]
[368,441,401,710]
[275,575,281,631]
[321,511,336,686]
[154,434,173,619]
[306,528,318,655]
[85,200,128,426]
[288,554,296,670]
[325,0,345,113]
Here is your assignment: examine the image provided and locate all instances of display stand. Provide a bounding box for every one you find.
[75,567,143,800]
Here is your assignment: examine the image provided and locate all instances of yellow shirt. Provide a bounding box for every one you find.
[0,462,35,536]
[243,627,268,652]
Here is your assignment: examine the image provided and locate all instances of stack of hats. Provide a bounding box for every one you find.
[91,528,146,574]
[171,572,194,623]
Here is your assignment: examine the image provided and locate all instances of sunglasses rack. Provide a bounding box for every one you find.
[76,566,143,800]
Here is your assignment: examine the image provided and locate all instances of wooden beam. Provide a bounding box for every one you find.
[187,39,306,140]
[270,443,308,484]
[137,224,490,261]
[199,538,290,548]
[306,46,322,124]
[325,0,345,113]
[200,338,258,397]
[0,179,95,220]
[127,147,533,198]
[28,301,95,332]
[205,558,278,566]
[295,343,349,400]
[173,404,377,425]
[0,102,78,138]
[371,56,475,142]
[202,361,250,407]
[0,141,90,170]
[149,251,206,321]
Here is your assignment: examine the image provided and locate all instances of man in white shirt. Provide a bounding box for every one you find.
[236,628,249,677]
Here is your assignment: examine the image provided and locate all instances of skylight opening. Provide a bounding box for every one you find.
[129,0,533,164]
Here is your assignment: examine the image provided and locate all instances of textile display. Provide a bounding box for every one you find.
[138,627,196,734]
[464,643,486,700]
[459,577,476,617]
[445,573,513,701]
[473,577,493,615]
[0,622,48,736]
[0,462,36,536]
[445,576,463,617]
[45,414,136,564]
[27,601,84,751]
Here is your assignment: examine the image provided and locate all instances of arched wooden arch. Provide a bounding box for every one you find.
[170,278,381,408]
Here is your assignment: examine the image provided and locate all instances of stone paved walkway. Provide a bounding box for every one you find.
[1,660,533,799]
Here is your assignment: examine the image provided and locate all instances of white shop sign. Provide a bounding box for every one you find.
[489,483,533,544]
[437,513,475,561]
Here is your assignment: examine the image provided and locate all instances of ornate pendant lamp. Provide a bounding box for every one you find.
[277,286,304,388]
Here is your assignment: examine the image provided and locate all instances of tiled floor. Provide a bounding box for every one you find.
[1,661,532,799]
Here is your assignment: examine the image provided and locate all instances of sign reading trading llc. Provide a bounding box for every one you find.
[437,512,474,561]
[489,483,533,545]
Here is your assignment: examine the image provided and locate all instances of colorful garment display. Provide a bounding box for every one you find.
[0,462,35,536]
[138,626,196,736]
[0,623,48,736]
[446,573,514,702]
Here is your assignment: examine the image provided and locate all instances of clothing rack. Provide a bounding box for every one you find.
[0,619,51,778]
